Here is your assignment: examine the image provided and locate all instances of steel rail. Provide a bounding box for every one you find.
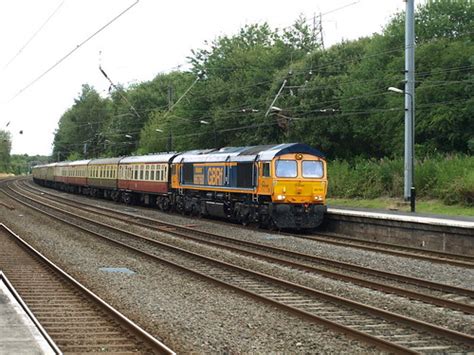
[3,186,474,354]
[0,271,61,354]
[17,180,474,311]
[14,180,474,314]
[296,232,474,267]
[24,178,474,267]
[312,230,474,261]
[0,223,175,355]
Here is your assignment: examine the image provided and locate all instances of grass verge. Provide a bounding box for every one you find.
[327,198,474,217]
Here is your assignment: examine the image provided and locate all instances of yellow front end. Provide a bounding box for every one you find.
[271,153,327,205]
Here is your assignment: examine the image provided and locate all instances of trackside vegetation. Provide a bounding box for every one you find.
[328,155,474,207]
[51,1,473,163]
[1,1,470,212]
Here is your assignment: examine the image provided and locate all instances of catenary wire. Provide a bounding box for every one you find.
[2,0,65,71]
[9,0,140,102]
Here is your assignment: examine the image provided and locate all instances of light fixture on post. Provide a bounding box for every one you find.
[155,128,171,151]
[200,120,217,147]
[388,86,415,212]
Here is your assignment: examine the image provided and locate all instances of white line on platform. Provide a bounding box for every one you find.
[327,208,474,229]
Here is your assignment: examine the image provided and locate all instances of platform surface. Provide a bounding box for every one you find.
[327,205,474,229]
[0,277,57,355]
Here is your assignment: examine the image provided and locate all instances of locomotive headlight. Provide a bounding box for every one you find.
[277,195,286,200]
[314,195,322,201]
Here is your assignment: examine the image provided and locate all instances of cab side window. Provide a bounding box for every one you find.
[262,163,270,177]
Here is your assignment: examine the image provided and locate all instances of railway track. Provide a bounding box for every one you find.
[23,178,474,268]
[0,223,174,355]
[15,180,474,315]
[299,231,474,267]
[3,181,474,353]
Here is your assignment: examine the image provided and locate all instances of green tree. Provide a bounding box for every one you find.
[53,84,111,160]
[0,130,12,172]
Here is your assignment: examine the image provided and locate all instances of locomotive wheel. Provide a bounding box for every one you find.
[122,193,133,205]
[240,213,250,226]
[190,204,198,217]
[111,191,121,202]
[162,198,170,211]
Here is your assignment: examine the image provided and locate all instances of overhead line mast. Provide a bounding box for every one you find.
[404,0,415,207]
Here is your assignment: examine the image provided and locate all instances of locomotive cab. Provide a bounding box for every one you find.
[256,147,328,229]
[270,153,327,205]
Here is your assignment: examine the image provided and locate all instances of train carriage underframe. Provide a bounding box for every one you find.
[33,180,326,230]
[172,189,326,230]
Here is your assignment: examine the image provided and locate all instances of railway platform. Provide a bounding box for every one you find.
[0,272,59,355]
[328,205,474,228]
[324,206,474,256]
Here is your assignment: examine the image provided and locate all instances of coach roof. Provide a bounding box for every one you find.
[88,157,123,165]
[119,153,177,164]
[69,159,91,166]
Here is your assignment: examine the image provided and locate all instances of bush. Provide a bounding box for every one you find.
[328,154,474,206]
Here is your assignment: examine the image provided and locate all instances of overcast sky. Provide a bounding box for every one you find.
[0,0,411,156]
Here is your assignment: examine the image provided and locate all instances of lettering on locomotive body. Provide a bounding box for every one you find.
[194,166,205,184]
[207,166,224,186]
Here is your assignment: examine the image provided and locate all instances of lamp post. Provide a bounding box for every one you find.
[388,86,415,212]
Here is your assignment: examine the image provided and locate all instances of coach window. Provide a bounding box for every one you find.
[302,161,323,178]
[133,166,138,180]
[139,165,144,180]
[275,160,297,178]
[145,165,149,180]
